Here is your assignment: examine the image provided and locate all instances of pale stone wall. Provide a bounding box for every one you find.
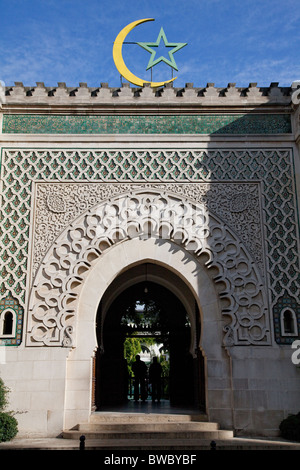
[0,81,299,438]
[229,347,300,436]
[1,347,69,437]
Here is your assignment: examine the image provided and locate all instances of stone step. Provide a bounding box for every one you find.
[62,412,234,444]
[62,429,234,440]
[89,412,208,424]
[77,422,220,432]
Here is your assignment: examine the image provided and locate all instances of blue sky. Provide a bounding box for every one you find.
[0,0,299,88]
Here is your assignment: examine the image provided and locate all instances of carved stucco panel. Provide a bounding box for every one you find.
[33,182,263,275]
[27,188,270,348]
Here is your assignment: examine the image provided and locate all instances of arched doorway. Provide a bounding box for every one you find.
[26,179,269,428]
[94,263,205,412]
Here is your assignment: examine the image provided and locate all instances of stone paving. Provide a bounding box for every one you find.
[1,435,300,451]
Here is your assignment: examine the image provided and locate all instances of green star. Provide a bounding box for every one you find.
[137,27,187,71]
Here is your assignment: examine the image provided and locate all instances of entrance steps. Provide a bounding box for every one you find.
[62,412,234,449]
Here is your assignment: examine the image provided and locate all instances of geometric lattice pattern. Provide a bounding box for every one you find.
[0,147,299,345]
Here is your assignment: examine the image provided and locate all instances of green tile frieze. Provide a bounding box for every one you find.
[2,113,291,134]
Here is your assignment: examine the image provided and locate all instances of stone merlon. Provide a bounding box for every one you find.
[0,81,299,112]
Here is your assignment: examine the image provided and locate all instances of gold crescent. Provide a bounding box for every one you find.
[113,18,176,88]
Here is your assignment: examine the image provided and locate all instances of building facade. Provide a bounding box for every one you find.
[0,80,299,437]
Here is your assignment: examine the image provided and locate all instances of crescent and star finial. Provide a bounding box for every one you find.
[112,18,187,88]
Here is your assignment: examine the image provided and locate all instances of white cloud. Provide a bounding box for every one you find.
[0,0,299,87]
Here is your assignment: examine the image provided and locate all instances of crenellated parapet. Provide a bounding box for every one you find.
[1,81,297,111]
[291,82,300,144]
